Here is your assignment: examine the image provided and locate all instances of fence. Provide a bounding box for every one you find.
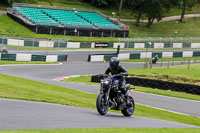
[119,37,200,43]
[1,36,200,49]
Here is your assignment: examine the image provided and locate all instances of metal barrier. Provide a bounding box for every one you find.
[91,75,200,95]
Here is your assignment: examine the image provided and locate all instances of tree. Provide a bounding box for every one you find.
[130,0,144,26]
[179,0,197,22]
[144,0,164,27]
[130,0,177,27]
[2,0,9,4]
[83,0,114,7]
[118,0,123,17]
[1,0,36,5]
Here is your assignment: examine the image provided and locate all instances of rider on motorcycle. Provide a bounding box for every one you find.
[105,57,128,94]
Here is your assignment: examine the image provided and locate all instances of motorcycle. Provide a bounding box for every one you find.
[96,74,135,117]
[151,56,159,64]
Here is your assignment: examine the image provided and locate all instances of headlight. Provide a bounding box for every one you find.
[103,80,110,88]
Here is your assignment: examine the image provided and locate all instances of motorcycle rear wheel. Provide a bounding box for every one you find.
[96,94,109,115]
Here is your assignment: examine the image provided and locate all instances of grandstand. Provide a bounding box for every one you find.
[7,3,129,37]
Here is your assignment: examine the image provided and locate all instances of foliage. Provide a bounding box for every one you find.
[178,0,197,22]
[1,0,36,5]
[130,0,179,27]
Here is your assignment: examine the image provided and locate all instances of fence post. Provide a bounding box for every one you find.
[113,32,115,37]
[188,58,191,70]
[167,61,170,69]
[18,36,20,46]
[1,36,4,48]
[117,45,120,55]
[64,29,66,36]
[32,37,35,51]
[90,32,92,37]
[36,27,38,34]
[50,28,52,35]
[77,31,79,37]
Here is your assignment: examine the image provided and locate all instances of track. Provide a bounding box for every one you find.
[0,50,200,129]
[0,98,198,130]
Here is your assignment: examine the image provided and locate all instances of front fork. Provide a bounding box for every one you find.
[100,83,112,106]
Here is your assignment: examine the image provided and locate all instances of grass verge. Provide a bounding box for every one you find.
[1,128,200,133]
[0,74,199,126]
[0,61,56,65]
[64,76,200,101]
[0,15,117,42]
[127,63,200,83]
[127,18,200,37]
[2,15,200,41]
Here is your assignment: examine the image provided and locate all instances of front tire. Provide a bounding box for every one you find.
[121,96,135,117]
[96,94,109,115]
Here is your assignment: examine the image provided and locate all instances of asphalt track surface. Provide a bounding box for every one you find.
[7,49,200,63]
[0,51,200,129]
[0,98,198,130]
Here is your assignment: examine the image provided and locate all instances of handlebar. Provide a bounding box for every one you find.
[97,73,128,79]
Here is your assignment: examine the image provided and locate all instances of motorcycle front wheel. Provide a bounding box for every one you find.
[121,96,135,117]
[96,94,109,115]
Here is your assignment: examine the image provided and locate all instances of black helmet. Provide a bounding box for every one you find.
[110,57,119,70]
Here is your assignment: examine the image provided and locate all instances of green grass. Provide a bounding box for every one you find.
[163,4,200,17]
[64,76,96,85]
[127,18,200,37]
[2,15,200,41]
[0,74,97,109]
[0,61,56,65]
[134,86,200,101]
[0,15,117,42]
[64,75,200,101]
[121,57,200,63]
[1,128,200,133]
[0,74,200,126]
[128,63,200,83]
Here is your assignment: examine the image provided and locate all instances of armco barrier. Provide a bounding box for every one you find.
[1,54,16,61]
[91,75,200,95]
[88,53,117,62]
[88,51,200,62]
[2,36,200,49]
[0,38,8,45]
[0,54,67,62]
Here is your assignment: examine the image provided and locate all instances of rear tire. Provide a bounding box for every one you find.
[121,97,135,117]
[96,94,108,115]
